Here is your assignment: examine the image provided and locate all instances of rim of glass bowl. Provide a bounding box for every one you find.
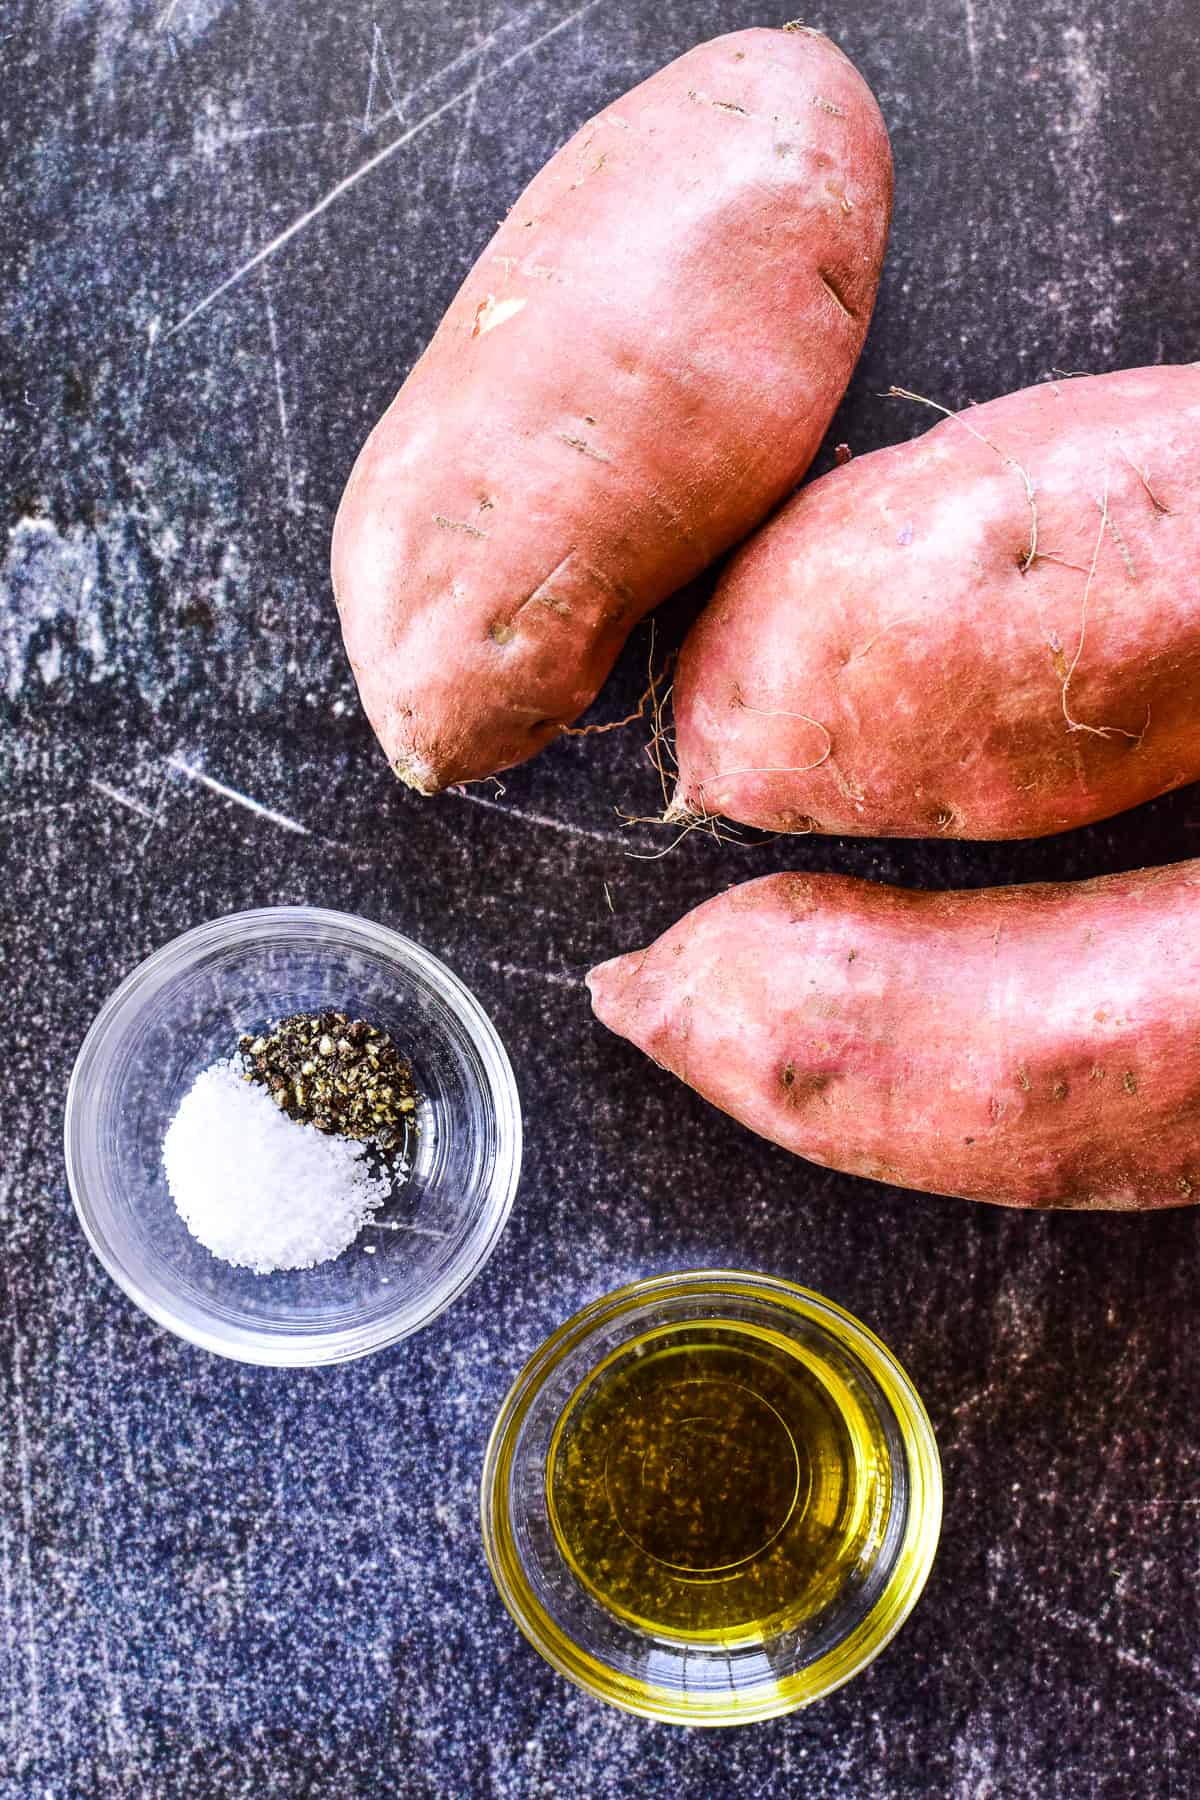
[481,1269,942,1726]
[64,906,523,1367]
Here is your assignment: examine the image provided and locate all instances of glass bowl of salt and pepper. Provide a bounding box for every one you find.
[65,907,522,1365]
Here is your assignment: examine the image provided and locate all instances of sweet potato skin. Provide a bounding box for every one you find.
[587,863,1200,1209]
[332,28,892,793]
[671,365,1200,839]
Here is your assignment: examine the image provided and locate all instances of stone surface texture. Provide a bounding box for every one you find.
[2,1,1199,1794]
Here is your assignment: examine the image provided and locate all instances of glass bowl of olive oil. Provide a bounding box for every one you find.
[481,1271,941,1725]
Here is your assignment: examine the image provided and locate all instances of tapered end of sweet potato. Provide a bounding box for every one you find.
[587,949,661,1057]
[662,788,698,827]
[391,749,443,796]
[586,954,620,1021]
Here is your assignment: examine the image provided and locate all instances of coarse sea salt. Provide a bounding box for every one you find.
[162,1059,389,1273]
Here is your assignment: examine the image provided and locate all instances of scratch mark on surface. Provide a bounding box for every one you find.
[168,0,607,335]
[0,1513,18,1756]
[362,27,381,128]
[5,1272,41,1741]
[362,22,405,131]
[89,778,156,822]
[261,270,299,512]
[216,121,332,145]
[484,958,579,990]
[156,0,184,28]
[449,80,481,197]
[167,756,311,835]
[946,1382,999,1433]
[136,315,161,413]
[385,2,545,131]
[1024,1593,1200,1715]
[92,1514,132,1769]
[962,0,979,80]
[137,771,170,857]
[447,785,626,849]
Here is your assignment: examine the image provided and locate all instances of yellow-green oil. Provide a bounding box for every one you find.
[546,1321,890,1644]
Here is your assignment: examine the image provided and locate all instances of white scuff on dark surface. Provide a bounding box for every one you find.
[2,0,1200,1794]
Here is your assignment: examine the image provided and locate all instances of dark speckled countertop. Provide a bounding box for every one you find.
[3,2,1200,1794]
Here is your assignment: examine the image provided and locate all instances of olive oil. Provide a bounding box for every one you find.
[546,1320,890,1643]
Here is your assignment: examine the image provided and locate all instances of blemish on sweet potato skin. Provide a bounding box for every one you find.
[434,513,488,538]
[780,1063,830,1107]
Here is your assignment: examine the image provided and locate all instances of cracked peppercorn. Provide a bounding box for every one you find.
[238,1011,420,1153]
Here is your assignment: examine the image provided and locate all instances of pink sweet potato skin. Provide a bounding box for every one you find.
[332,28,892,793]
[671,365,1200,839]
[587,863,1200,1209]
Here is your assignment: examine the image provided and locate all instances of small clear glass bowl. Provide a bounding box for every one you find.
[65,907,521,1365]
[481,1271,941,1725]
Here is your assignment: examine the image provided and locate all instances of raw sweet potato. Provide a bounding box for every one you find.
[670,365,1200,839]
[332,28,892,793]
[587,862,1200,1209]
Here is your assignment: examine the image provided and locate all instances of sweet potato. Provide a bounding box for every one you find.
[332,28,892,793]
[587,862,1200,1210]
[669,365,1200,839]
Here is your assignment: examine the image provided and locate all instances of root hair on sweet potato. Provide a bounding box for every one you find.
[1060,465,1149,746]
[616,620,680,814]
[844,616,919,660]
[1029,550,1091,575]
[449,774,508,798]
[610,626,737,858]
[728,702,833,769]
[563,621,675,750]
[625,778,744,858]
[618,806,742,860]
[1117,442,1173,515]
[560,680,657,739]
[888,383,1040,570]
[660,703,832,830]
